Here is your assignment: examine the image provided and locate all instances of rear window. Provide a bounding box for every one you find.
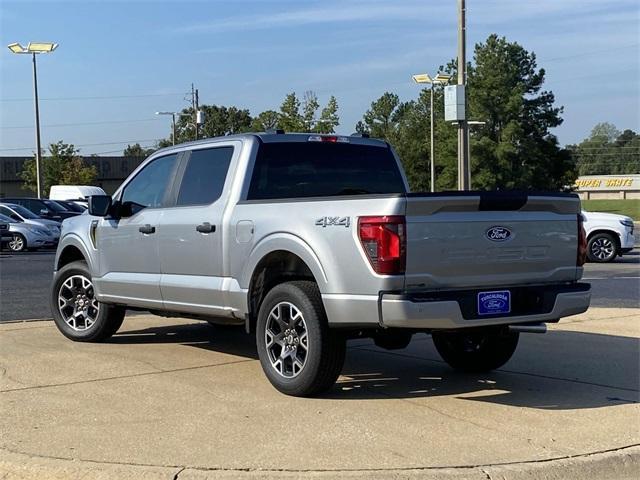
[247,142,406,200]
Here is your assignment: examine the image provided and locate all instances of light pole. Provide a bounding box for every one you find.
[156,111,177,145]
[7,42,58,199]
[412,73,451,192]
[457,0,470,190]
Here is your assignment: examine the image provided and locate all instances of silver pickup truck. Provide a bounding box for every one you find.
[51,132,591,396]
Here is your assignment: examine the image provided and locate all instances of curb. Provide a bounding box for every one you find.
[1,445,639,479]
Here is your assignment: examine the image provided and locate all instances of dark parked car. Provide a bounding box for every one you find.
[53,199,87,213]
[2,197,80,221]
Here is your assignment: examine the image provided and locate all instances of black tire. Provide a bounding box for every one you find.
[432,328,519,373]
[256,281,346,396]
[8,233,26,252]
[50,260,125,342]
[587,232,618,263]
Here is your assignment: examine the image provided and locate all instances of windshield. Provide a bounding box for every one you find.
[248,141,407,200]
[9,204,40,219]
[59,201,86,212]
[0,213,14,223]
[42,200,67,212]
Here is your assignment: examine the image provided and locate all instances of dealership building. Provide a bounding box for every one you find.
[0,156,143,197]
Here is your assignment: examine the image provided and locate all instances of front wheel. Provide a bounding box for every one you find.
[587,233,618,263]
[8,233,26,252]
[432,328,519,372]
[256,281,346,396]
[51,260,125,342]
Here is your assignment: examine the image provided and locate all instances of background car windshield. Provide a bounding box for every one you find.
[10,204,40,219]
[248,142,407,200]
[42,200,66,212]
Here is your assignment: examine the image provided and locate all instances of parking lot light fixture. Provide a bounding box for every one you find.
[412,72,452,192]
[7,40,58,199]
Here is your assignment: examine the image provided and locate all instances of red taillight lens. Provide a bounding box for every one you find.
[577,213,587,266]
[358,216,406,275]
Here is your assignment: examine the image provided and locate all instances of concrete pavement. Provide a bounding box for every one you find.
[1,307,639,479]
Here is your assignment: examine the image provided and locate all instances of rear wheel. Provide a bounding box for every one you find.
[587,232,618,263]
[432,328,519,372]
[51,260,125,342]
[256,281,346,396]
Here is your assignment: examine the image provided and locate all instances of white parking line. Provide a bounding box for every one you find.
[583,276,640,280]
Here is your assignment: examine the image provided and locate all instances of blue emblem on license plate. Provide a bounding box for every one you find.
[478,290,511,315]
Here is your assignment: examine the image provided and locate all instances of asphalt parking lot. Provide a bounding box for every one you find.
[1,248,638,322]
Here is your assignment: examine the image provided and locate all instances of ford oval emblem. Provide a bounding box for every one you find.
[486,226,512,242]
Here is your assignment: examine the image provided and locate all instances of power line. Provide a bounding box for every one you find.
[1,118,165,130]
[0,138,162,153]
[0,92,186,103]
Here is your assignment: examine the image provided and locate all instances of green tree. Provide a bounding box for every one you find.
[569,123,639,175]
[251,110,279,131]
[465,34,574,190]
[302,91,320,132]
[123,143,155,158]
[357,35,577,191]
[163,105,253,145]
[279,92,304,131]
[315,96,340,133]
[276,91,340,133]
[20,141,97,195]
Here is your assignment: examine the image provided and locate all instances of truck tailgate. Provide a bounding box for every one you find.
[404,192,581,290]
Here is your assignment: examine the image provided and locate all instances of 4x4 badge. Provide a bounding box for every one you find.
[316,216,350,228]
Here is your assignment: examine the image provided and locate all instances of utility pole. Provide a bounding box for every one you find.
[195,87,199,140]
[457,0,470,190]
[32,53,43,198]
[191,83,198,141]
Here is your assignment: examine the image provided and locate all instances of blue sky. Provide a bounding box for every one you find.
[1,0,638,156]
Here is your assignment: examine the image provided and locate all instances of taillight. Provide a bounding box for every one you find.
[577,213,587,266]
[358,216,406,275]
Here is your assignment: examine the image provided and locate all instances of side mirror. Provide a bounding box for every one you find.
[40,209,49,216]
[88,195,112,217]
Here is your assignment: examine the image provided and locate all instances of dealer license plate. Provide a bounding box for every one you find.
[478,290,511,316]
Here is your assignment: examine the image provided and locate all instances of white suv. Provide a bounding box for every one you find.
[582,210,635,262]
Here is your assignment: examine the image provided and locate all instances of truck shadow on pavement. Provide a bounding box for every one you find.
[110,322,639,410]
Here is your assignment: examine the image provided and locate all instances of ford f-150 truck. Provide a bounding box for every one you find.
[51,132,591,396]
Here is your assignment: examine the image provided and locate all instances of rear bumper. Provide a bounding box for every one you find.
[380,283,591,330]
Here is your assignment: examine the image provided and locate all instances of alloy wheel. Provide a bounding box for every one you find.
[8,235,24,252]
[264,301,309,378]
[57,275,100,331]
[591,237,614,261]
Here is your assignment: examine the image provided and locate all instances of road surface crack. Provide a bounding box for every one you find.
[0,358,254,393]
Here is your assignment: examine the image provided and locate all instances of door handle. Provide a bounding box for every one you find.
[196,222,215,233]
[139,224,156,234]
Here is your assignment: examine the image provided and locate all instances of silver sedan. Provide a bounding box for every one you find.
[0,213,57,252]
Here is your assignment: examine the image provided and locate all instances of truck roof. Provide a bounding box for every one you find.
[152,132,388,156]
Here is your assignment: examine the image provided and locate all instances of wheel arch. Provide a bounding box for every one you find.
[244,236,326,332]
[55,235,94,272]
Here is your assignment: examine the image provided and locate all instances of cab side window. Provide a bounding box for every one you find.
[121,154,178,213]
[176,147,233,206]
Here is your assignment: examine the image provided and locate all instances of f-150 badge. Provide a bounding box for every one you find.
[315,216,351,228]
